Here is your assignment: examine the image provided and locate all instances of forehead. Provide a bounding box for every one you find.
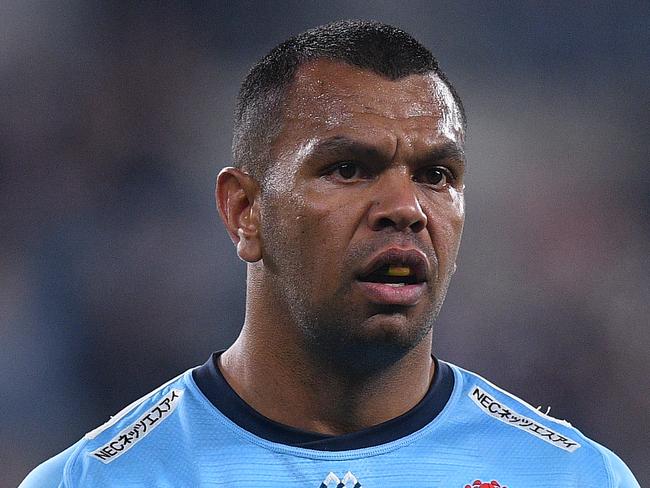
[279,58,464,140]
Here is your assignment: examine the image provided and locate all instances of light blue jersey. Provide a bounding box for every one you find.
[21,354,639,487]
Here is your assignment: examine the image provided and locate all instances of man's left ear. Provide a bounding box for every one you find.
[215,167,263,263]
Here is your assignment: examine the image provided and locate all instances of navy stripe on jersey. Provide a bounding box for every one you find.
[192,351,454,451]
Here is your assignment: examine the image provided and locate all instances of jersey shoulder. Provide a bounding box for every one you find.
[80,372,187,464]
[446,362,640,487]
[20,370,191,487]
[594,441,641,488]
[19,443,80,488]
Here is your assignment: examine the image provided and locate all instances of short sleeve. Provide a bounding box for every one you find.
[602,446,640,488]
[18,443,80,488]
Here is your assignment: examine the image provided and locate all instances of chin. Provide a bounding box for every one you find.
[359,311,432,349]
[302,305,434,373]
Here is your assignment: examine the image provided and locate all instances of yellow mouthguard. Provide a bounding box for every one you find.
[386,265,411,277]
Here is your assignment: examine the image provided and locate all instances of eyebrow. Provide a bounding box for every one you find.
[306,135,387,161]
[306,135,466,170]
[418,141,466,171]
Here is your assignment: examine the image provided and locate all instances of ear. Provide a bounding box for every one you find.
[216,167,262,263]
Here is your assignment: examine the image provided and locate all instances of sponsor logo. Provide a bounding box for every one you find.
[320,471,362,488]
[90,388,184,463]
[465,480,507,488]
[470,386,580,452]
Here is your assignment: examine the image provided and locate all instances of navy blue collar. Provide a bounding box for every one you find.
[192,351,454,451]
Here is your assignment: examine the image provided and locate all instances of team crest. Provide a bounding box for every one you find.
[465,480,507,488]
[320,471,362,488]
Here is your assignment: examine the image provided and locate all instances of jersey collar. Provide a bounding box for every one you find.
[192,351,454,451]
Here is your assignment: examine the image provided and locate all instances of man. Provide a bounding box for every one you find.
[21,20,639,487]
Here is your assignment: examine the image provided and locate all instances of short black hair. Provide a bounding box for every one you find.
[232,20,465,184]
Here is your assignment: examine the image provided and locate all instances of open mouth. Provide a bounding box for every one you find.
[355,248,429,305]
[357,248,428,285]
[358,264,421,286]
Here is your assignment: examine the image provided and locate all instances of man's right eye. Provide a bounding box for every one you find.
[332,162,361,180]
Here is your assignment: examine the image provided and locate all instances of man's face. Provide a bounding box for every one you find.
[259,59,465,363]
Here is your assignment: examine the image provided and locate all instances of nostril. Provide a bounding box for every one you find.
[372,215,426,232]
[376,217,394,229]
[410,220,426,233]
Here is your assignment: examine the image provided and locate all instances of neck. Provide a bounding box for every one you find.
[220,311,435,436]
[219,265,436,435]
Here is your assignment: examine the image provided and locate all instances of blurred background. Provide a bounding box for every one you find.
[1,1,648,485]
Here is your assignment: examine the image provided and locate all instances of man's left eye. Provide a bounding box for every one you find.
[415,167,452,189]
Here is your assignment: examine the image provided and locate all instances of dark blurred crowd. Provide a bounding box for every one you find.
[1,2,648,486]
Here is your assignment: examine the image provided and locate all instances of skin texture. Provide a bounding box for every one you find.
[216,59,466,435]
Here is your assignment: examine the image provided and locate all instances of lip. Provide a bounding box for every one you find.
[355,248,430,306]
[354,281,427,306]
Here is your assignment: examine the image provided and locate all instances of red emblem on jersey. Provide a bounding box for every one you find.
[465,481,507,488]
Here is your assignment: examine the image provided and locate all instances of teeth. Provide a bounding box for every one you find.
[386,265,411,277]
[385,283,405,287]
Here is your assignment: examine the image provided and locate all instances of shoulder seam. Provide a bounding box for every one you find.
[62,370,190,483]
[84,371,187,440]
[454,364,573,428]
[600,443,615,488]
[63,437,91,487]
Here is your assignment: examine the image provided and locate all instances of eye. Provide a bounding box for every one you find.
[415,166,453,189]
[329,162,364,180]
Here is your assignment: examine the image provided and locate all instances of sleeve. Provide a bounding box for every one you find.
[602,446,641,488]
[18,443,80,488]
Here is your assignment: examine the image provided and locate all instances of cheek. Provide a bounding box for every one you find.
[301,186,361,240]
[263,190,351,276]
[449,186,465,216]
[297,189,364,283]
[424,194,465,263]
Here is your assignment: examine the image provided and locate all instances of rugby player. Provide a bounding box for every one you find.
[21,20,639,487]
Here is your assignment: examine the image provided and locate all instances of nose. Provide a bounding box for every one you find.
[367,170,427,233]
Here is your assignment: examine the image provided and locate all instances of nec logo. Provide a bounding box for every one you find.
[90,389,184,464]
[469,386,580,452]
[320,471,361,488]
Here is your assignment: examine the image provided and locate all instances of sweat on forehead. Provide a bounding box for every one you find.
[281,59,463,131]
